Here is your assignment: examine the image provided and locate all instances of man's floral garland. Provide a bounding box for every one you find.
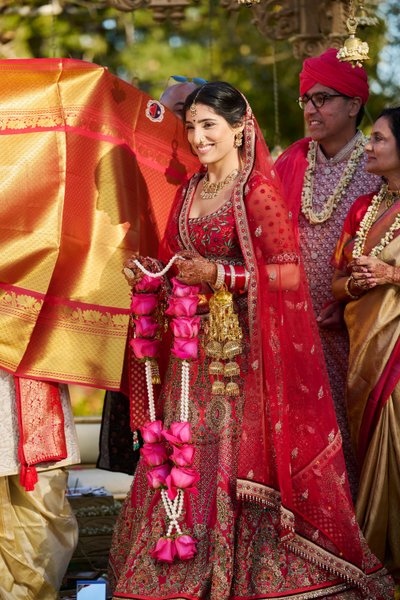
[129,259,201,563]
[353,183,400,258]
[301,133,367,224]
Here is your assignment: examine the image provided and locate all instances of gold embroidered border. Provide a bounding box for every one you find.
[236,477,381,595]
[0,288,128,337]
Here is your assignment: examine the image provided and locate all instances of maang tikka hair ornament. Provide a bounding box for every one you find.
[189,85,206,118]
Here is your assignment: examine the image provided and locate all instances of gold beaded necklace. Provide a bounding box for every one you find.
[200,169,239,200]
[301,133,367,224]
[353,184,400,258]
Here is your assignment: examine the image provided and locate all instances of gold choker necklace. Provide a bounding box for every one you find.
[385,189,400,208]
[200,169,239,200]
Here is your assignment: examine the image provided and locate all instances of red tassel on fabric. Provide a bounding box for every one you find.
[19,464,38,492]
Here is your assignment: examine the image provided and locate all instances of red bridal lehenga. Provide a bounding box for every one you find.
[109,109,394,600]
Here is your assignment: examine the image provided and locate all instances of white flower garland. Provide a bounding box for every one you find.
[301,134,367,224]
[353,184,400,257]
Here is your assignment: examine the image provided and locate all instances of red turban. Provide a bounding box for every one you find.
[299,47,369,105]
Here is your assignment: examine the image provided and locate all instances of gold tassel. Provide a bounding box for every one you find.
[205,287,243,395]
[151,360,161,385]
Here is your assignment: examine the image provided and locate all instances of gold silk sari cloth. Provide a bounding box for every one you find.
[345,237,400,573]
[334,193,400,573]
[0,58,198,390]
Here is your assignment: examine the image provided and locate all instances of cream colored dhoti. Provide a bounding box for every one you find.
[0,468,78,600]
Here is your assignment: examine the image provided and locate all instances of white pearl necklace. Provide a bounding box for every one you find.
[133,254,184,277]
[301,133,367,225]
[353,184,400,258]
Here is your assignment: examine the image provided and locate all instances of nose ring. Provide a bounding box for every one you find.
[200,136,206,144]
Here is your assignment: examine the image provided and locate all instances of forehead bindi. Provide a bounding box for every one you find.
[185,104,219,124]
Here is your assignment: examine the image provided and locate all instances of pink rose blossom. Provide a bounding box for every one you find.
[165,296,199,317]
[171,277,201,297]
[135,275,162,293]
[162,422,192,445]
[134,315,159,338]
[171,444,195,467]
[141,420,163,443]
[146,463,171,489]
[170,316,200,339]
[130,337,161,359]
[166,466,200,500]
[171,337,199,360]
[151,537,177,563]
[140,442,168,467]
[175,534,197,560]
[130,293,158,315]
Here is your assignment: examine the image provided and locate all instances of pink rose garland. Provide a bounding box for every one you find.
[129,268,201,563]
[129,274,163,364]
[139,277,201,563]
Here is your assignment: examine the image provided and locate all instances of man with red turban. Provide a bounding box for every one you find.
[275,48,380,498]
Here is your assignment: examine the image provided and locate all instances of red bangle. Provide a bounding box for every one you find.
[223,265,231,288]
[223,265,248,292]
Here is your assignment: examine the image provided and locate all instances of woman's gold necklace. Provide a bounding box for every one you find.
[301,134,367,224]
[200,169,239,200]
[353,184,400,258]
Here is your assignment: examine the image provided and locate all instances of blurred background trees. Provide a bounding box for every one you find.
[0,1,397,148]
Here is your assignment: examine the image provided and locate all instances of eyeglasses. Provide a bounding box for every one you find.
[297,92,349,110]
[168,75,208,87]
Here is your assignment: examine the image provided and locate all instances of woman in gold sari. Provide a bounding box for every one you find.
[332,106,400,582]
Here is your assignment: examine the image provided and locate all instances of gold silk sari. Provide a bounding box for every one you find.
[334,193,400,575]
[0,58,198,390]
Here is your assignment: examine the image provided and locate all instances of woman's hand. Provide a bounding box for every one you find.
[317,301,344,329]
[350,256,395,289]
[175,250,217,286]
[122,255,153,287]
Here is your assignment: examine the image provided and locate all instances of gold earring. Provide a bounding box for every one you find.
[234,130,243,148]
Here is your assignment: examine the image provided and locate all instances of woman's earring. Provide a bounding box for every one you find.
[234,130,243,148]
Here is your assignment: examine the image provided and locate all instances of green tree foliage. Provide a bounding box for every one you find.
[0,1,395,147]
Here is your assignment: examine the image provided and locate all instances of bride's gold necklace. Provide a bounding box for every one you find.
[200,169,239,200]
[353,184,400,257]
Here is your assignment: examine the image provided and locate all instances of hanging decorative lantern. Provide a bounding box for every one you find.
[337,0,370,67]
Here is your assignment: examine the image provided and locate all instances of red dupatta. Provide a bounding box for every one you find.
[157,106,380,591]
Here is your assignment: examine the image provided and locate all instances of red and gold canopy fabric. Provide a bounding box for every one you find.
[0,58,198,390]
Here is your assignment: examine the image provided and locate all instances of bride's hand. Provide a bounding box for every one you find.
[175,251,217,286]
[122,255,153,287]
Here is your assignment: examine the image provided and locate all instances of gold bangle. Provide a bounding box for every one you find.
[344,276,359,300]
[213,263,225,290]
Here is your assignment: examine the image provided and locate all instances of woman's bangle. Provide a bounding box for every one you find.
[344,275,360,300]
[213,263,226,290]
[222,265,249,292]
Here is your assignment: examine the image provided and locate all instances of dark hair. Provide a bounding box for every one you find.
[377,106,400,156]
[182,81,247,126]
